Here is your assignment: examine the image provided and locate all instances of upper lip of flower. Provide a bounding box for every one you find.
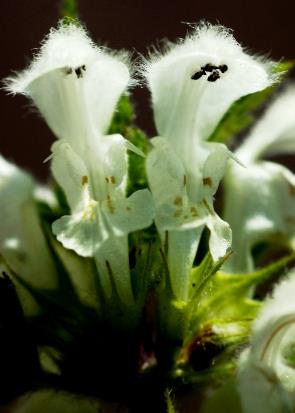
[5,22,132,148]
[143,23,274,148]
[5,22,154,262]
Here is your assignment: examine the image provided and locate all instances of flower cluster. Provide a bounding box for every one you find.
[2,19,295,413]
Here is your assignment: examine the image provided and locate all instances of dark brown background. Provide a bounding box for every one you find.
[1,0,295,179]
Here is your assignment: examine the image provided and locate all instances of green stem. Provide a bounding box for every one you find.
[60,0,78,19]
[165,389,177,413]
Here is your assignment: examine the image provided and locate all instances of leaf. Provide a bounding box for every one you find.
[108,94,135,135]
[189,251,233,301]
[208,60,294,145]
[126,126,150,195]
[165,389,177,413]
[186,253,295,343]
[60,0,79,19]
[216,251,295,292]
[108,94,150,195]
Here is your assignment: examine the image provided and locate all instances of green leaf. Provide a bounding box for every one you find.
[272,60,294,75]
[36,179,70,225]
[108,94,150,195]
[176,253,295,387]
[165,389,177,413]
[186,253,295,343]
[126,126,150,195]
[60,0,79,19]
[208,60,294,145]
[129,235,155,302]
[217,251,295,291]
[52,180,70,216]
[189,251,233,301]
[108,94,135,135]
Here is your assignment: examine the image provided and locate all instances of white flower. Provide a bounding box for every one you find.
[6,22,154,304]
[224,86,295,273]
[237,272,295,413]
[144,23,273,300]
[0,156,58,315]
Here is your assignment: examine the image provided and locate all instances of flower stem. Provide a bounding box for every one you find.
[60,0,78,19]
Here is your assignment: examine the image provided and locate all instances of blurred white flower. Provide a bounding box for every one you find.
[224,86,295,272]
[6,22,154,303]
[144,23,273,299]
[0,156,58,315]
[237,272,295,413]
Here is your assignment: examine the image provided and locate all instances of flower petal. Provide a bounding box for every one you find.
[238,352,292,413]
[51,140,111,257]
[236,85,295,163]
[237,273,295,412]
[51,140,89,211]
[0,156,57,314]
[100,134,129,197]
[146,137,206,231]
[167,228,203,300]
[202,142,231,196]
[224,161,295,272]
[146,137,231,259]
[52,206,107,258]
[206,212,232,260]
[145,23,273,148]
[102,189,154,236]
[94,235,134,305]
[6,23,130,151]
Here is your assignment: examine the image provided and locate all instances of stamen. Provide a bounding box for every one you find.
[201,63,218,73]
[64,67,73,75]
[191,70,206,80]
[174,196,183,206]
[190,207,198,217]
[107,195,115,214]
[173,210,182,218]
[207,70,220,82]
[203,198,214,214]
[81,175,88,186]
[219,64,228,73]
[75,65,86,79]
[203,177,212,187]
[192,63,228,82]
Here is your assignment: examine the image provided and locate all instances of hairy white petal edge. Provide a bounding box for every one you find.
[237,273,295,413]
